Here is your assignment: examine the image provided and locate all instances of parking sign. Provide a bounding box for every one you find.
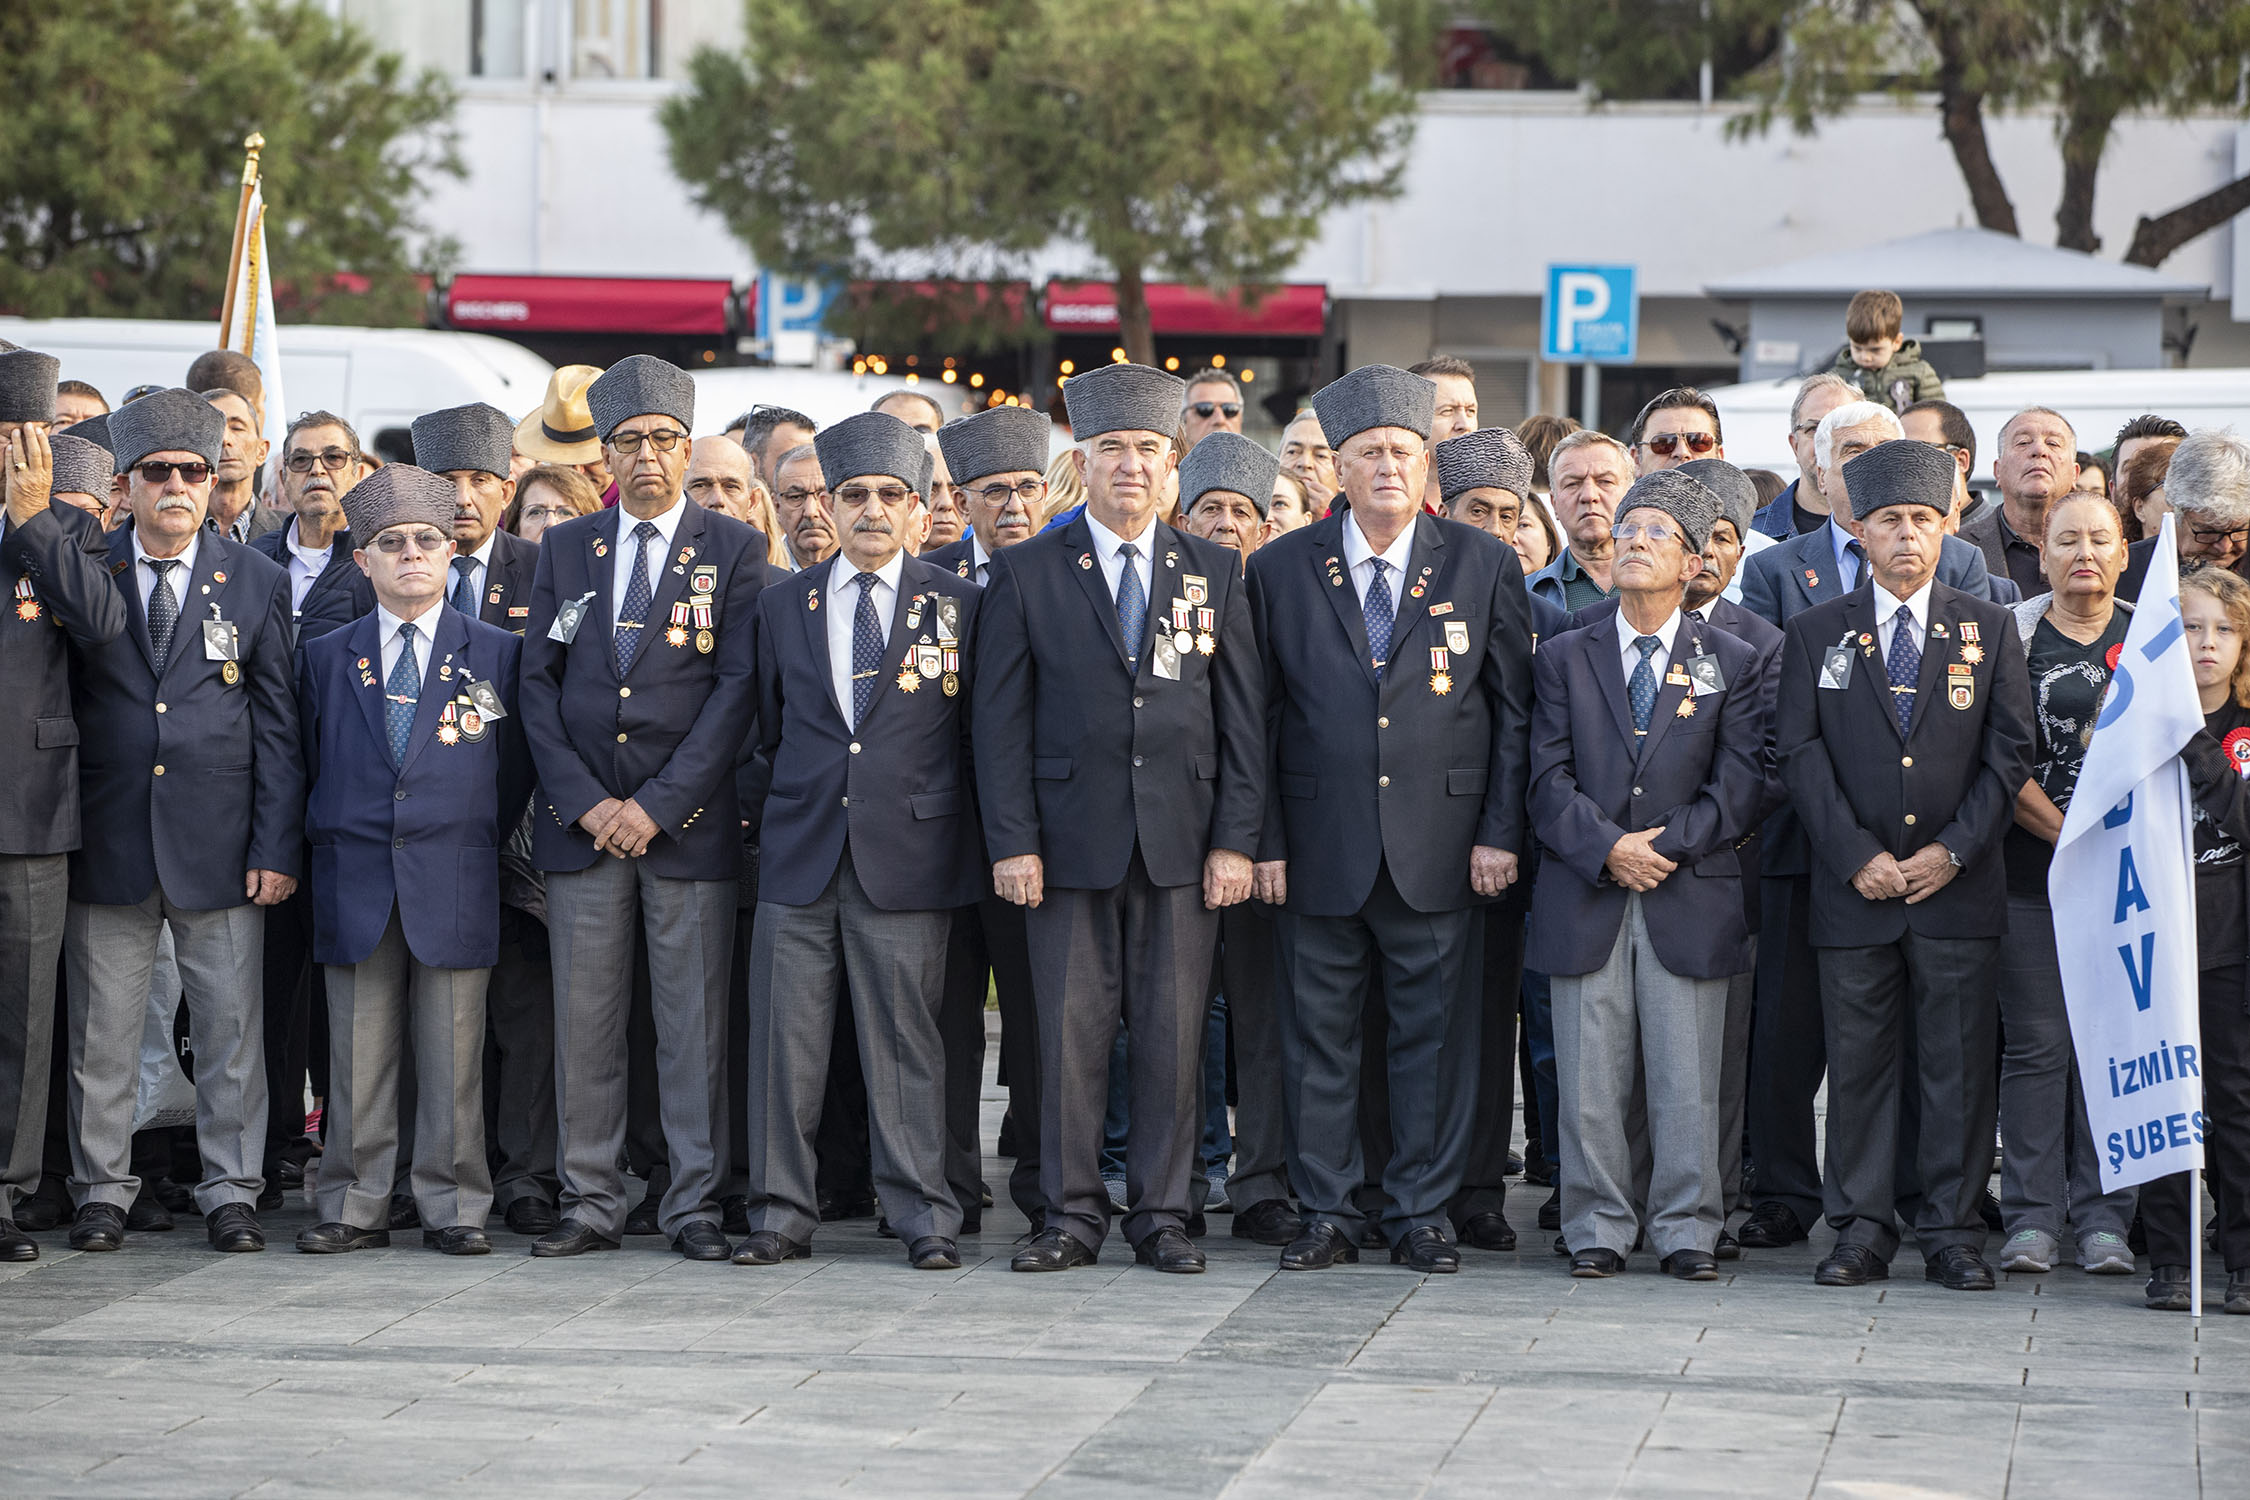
[1542,265,1638,363]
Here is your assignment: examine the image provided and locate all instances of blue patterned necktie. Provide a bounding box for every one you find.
[145,559,180,673]
[386,622,420,766]
[1845,540,1867,591]
[1885,604,1921,736]
[851,571,883,728]
[1629,635,1661,735]
[1365,559,1394,680]
[450,556,478,615]
[614,520,659,675]
[1115,542,1146,660]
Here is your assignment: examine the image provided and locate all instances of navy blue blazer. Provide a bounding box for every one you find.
[752,556,982,911]
[922,535,980,583]
[69,526,303,909]
[299,604,531,968]
[1526,611,1769,979]
[973,514,1263,891]
[520,501,771,882]
[1775,582,2033,947]
[1247,512,1535,916]
[1,501,128,855]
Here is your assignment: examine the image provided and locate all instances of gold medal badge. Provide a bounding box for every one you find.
[897,667,921,693]
[942,673,958,697]
[1196,632,1215,656]
[1676,695,1697,719]
[1430,670,1452,696]
[221,660,240,685]
[695,629,714,654]
[1960,644,1985,665]
[665,625,689,649]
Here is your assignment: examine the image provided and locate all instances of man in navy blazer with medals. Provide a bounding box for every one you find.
[415,402,541,635]
[1775,439,2032,1291]
[293,465,531,1257]
[974,362,1262,1275]
[1245,365,1533,1274]
[519,355,769,1261]
[734,412,979,1272]
[0,349,128,1262]
[62,389,302,1254]
[1529,469,1769,1280]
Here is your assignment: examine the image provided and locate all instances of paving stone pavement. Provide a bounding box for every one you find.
[2,1029,2242,1499]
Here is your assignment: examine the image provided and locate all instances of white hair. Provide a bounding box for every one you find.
[1814,401,1902,473]
[2167,428,2250,527]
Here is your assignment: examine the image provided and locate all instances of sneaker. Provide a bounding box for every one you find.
[1102,1174,1129,1214]
[2078,1231,2135,1275]
[1204,1168,1232,1213]
[1998,1227,2057,1273]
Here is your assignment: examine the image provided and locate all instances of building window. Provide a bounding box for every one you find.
[470,0,527,78]
[573,0,657,79]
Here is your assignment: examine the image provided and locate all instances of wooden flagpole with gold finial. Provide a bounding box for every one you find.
[217,132,264,350]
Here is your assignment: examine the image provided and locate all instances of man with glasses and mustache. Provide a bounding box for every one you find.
[61,389,303,1256]
[769,443,838,573]
[1180,369,1245,453]
[520,356,771,1263]
[257,412,370,643]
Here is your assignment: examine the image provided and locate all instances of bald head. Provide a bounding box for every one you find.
[684,433,758,521]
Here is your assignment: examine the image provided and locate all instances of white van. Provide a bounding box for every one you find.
[687,365,921,436]
[1706,368,2250,485]
[0,317,556,462]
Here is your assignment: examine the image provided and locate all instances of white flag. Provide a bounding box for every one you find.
[2050,514,2206,1192]
[221,184,287,459]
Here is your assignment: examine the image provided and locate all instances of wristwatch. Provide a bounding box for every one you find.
[1943,844,1963,869]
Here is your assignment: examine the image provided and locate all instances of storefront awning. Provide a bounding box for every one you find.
[1041,281,1327,338]
[444,275,736,335]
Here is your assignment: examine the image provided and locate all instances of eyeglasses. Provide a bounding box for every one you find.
[1638,432,1717,457]
[135,460,210,485]
[608,429,686,454]
[777,486,829,507]
[2190,523,2250,547]
[1188,402,1242,421]
[518,504,576,525]
[973,478,1047,505]
[1611,519,1684,546]
[371,528,450,554]
[285,447,358,473]
[835,484,913,507]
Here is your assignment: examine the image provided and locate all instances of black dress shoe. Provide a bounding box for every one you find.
[1391,1225,1460,1274]
[1522,1157,1555,1188]
[980,1185,994,1210]
[126,1190,175,1233]
[69,1202,127,1252]
[531,1218,622,1258]
[1506,1150,1524,1175]
[909,1235,961,1270]
[1977,1191,2004,1233]
[1459,1211,1516,1251]
[1714,1229,1741,1261]
[731,1229,811,1266]
[296,1221,389,1254]
[1570,1247,1625,1278]
[425,1226,492,1256]
[1737,1202,1808,1249]
[1185,1211,1207,1239]
[2145,1264,2192,1312]
[0,1219,38,1261]
[624,1192,663,1236]
[672,1221,732,1261]
[207,1203,265,1253]
[1356,1220,1389,1250]
[1537,1188,1561,1232]
[276,1157,306,1189]
[152,1179,196,1214]
[503,1198,560,1236]
[1231,1198,1305,1246]
[1924,1246,1996,1291]
[876,1215,898,1240]
[1813,1244,1890,1286]
[818,1189,876,1223]
[1663,1249,1719,1281]
[1134,1226,1206,1274]
[386,1194,421,1231]
[720,1194,752,1236]
[960,1213,981,1235]
[15,1180,68,1231]
[256,1181,285,1212]
[1278,1222,1359,1270]
[1010,1227,1097,1272]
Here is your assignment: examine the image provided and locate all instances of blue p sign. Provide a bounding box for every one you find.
[1543,265,1638,363]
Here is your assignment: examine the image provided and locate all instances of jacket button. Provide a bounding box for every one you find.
[1133,755,1143,767]
[1904,814,1918,826]
[620,686,631,698]
[393,838,406,850]
[155,702,167,714]
[152,765,165,776]
[394,789,407,801]
[1378,716,1389,728]
[616,732,628,743]
[1133,696,1143,708]
[1901,755,1913,767]
[849,742,861,754]
[1633,786,1643,797]
[840,796,849,807]
[1379,775,1390,788]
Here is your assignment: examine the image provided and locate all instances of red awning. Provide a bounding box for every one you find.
[444,275,736,336]
[1042,281,1326,338]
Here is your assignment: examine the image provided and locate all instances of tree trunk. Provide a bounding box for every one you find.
[1918,4,2018,236]
[2053,93,2113,252]
[2125,171,2250,267]
[1114,258,1156,368]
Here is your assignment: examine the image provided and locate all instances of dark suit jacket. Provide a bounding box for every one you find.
[1775,582,2033,947]
[299,605,531,968]
[753,557,982,910]
[1527,610,1768,978]
[923,535,980,584]
[70,527,303,909]
[1740,522,1997,630]
[1247,512,1533,916]
[251,523,364,645]
[520,501,771,881]
[973,514,1262,890]
[467,528,539,633]
[0,502,129,855]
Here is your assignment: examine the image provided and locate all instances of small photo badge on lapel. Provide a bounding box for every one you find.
[935,595,961,643]
[1686,655,1726,697]
[1818,646,1853,690]
[202,617,239,662]
[1152,633,1183,681]
[464,678,507,721]
[549,592,595,644]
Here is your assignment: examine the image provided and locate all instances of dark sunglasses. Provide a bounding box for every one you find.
[1189,402,1242,420]
[1639,432,1717,457]
[136,459,211,484]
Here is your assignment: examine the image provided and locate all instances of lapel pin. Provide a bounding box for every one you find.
[1804,568,1819,590]
[1078,554,1093,571]
[212,570,226,584]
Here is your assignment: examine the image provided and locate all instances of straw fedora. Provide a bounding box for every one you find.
[512,364,605,464]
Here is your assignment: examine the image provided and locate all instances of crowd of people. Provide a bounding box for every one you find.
[1,285,2247,1314]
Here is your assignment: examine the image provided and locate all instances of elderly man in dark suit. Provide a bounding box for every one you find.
[62,390,303,1255]
[734,413,981,1271]
[294,466,531,1256]
[1247,366,1534,1274]
[1531,469,1769,1280]
[1775,440,2032,1291]
[0,350,128,1262]
[974,362,1263,1275]
[520,356,771,1262]
[415,403,542,634]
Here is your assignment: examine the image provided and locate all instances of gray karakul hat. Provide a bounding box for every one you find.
[918,446,935,498]
[1178,431,1280,517]
[342,463,457,541]
[50,433,114,498]
[1843,439,1956,521]
[0,348,60,424]
[67,412,112,457]
[938,404,1051,483]
[1433,426,1532,503]
[1064,362,1185,441]
[815,411,930,499]
[1677,457,1756,542]
[107,388,223,470]
[411,402,515,478]
[1617,468,1721,554]
[585,354,695,442]
[1311,364,1435,449]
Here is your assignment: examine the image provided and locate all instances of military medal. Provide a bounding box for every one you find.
[1196,632,1215,656]
[666,626,689,648]
[438,700,460,746]
[695,629,713,653]
[942,646,959,675]
[221,660,240,685]
[1960,643,1985,665]
[1948,661,1974,711]
[1173,629,1193,655]
[13,577,36,622]
[1445,620,1470,655]
[1430,670,1452,695]
[917,643,943,680]
[1184,575,1208,607]
[896,665,920,693]
[1676,695,1697,719]
[941,673,958,696]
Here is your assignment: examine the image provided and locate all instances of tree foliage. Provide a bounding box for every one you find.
[0,0,461,325]
[662,0,1417,364]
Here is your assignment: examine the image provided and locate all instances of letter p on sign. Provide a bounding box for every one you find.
[1543,265,1638,363]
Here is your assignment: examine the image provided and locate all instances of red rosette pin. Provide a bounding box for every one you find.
[2105,642,2124,673]
[2224,726,2250,779]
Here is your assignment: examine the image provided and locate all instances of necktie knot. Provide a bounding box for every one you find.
[146,558,177,580]
[397,620,416,644]
[451,557,473,578]
[1634,634,1660,660]
[855,570,880,594]
[634,521,659,543]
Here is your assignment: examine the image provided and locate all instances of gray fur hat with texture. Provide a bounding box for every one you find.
[1311,364,1434,449]
[1617,467,1721,553]
[585,354,695,442]
[1063,363,1185,442]
[411,402,515,478]
[0,348,59,425]
[50,433,115,498]
[343,463,458,541]
[1677,458,1757,542]
[1433,426,1531,503]
[1178,432,1279,517]
[815,411,930,499]
[107,388,223,470]
[938,404,1052,484]
[1842,439,1956,521]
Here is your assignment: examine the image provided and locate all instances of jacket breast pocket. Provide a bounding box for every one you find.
[910,787,961,820]
[1194,754,1217,780]
[1033,757,1073,780]
[1446,767,1487,796]
[33,717,79,750]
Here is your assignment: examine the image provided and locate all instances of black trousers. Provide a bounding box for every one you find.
[1215,901,1289,1211]
[937,894,1041,1224]
[1749,874,1826,1224]
[2142,963,2250,1271]
[484,906,559,1209]
[1451,895,1525,1227]
[260,880,318,1182]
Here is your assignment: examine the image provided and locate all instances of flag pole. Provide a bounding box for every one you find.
[217,132,265,350]
[2192,1172,2204,1323]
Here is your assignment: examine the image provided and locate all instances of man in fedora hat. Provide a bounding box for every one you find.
[514,365,614,504]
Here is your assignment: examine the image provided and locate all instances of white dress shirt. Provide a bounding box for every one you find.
[1341,512,1416,608]
[609,496,688,621]
[826,550,906,723]
[1083,509,1156,609]
[1872,577,1936,659]
[450,531,499,612]
[132,529,201,614]
[1615,606,1683,689]
[376,603,436,691]
[282,517,334,614]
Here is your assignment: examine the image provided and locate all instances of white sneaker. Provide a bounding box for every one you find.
[2078,1231,2135,1275]
[1999,1227,2057,1273]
